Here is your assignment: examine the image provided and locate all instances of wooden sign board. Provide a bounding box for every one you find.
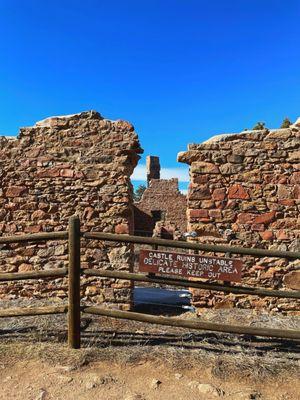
[139,249,242,282]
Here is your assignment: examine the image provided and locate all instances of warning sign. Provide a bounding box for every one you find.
[139,249,242,282]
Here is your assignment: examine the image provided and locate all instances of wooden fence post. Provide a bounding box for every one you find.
[68,215,81,349]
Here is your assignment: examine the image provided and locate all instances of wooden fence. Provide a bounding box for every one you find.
[0,215,300,348]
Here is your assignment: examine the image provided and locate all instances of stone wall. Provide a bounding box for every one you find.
[0,111,143,309]
[178,120,300,314]
[134,155,187,236]
[134,156,187,237]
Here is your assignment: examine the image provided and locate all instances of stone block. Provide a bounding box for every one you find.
[115,223,130,234]
[288,150,300,162]
[208,209,222,220]
[191,162,219,174]
[212,188,226,201]
[18,264,34,272]
[6,186,28,197]
[253,211,276,225]
[251,223,265,231]
[290,172,300,184]
[259,231,274,240]
[189,209,209,219]
[220,163,243,175]
[277,184,292,199]
[36,167,61,178]
[228,184,249,199]
[60,168,75,178]
[283,271,300,290]
[24,225,42,233]
[227,154,244,163]
[293,185,300,199]
[237,213,256,224]
[189,185,211,200]
[31,210,47,220]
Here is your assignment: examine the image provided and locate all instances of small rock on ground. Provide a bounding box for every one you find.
[85,373,117,389]
[188,381,224,397]
[35,389,47,400]
[175,373,183,380]
[226,389,262,399]
[85,381,96,390]
[124,394,146,400]
[150,378,161,389]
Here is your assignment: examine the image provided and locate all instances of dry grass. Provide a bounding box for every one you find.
[0,329,299,383]
[0,298,299,384]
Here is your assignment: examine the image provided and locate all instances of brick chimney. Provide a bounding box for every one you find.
[146,155,160,186]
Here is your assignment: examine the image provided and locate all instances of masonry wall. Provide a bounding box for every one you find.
[178,121,300,314]
[134,178,187,236]
[0,111,143,310]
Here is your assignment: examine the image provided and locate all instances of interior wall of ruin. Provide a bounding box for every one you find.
[134,178,187,236]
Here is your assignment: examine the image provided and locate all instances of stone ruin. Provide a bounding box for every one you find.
[133,155,187,238]
[0,111,143,310]
[0,110,299,314]
[178,120,300,314]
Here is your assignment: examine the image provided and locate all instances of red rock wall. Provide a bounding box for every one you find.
[0,111,143,309]
[178,122,300,314]
[134,178,187,236]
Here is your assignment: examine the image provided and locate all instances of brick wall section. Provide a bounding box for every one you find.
[134,178,187,235]
[178,120,300,314]
[0,111,143,310]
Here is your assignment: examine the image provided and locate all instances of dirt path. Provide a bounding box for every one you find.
[0,357,299,400]
[0,303,299,399]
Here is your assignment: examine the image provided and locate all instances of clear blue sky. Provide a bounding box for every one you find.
[1,1,300,190]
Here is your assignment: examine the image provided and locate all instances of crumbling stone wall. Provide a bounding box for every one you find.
[134,178,187,235]
[178,119,300,314]
[0,111,143,310]
[134,155,187,237]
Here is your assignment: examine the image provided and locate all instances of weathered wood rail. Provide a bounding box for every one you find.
[84,231,300,259]
[84,269,300,299]
[0,268,68,281]
[0,215,299,348]
[82,306,300,340]
[0,305,68,318]
[0,231,68,244]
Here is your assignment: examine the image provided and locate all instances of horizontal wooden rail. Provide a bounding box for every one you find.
[83,269,300,299]
[83,232,300,260]
[0,231,68,244]
[0,268,68,282]
[0,216,298,348]
[0,305,68,318]
[83,306,300,340]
